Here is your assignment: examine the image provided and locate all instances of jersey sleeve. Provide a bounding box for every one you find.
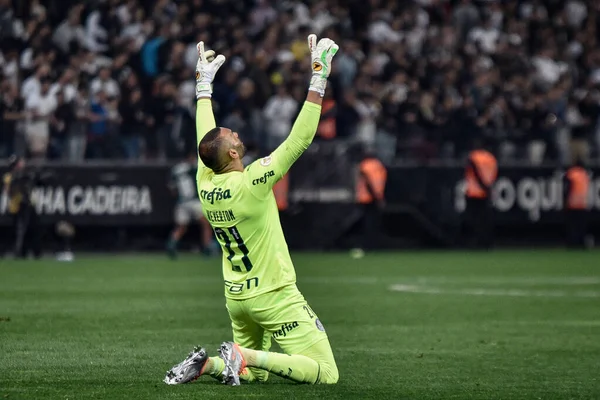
[195,99,217,167]
[243,101,321,198]
[195,98,217,183]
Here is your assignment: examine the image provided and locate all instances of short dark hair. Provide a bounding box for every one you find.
[198,127,227,172]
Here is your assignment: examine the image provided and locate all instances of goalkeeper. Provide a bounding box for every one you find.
[164,34,339,386]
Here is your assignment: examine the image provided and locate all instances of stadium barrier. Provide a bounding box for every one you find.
[1,159,600,249]
[385,164,600,225]
[0,164,174,226]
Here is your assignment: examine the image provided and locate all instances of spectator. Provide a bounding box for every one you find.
[527,94,556,165]
[568,91,599,165]
[212,68,239,121]
[335,39,361,89]
[451,94,480,159]
[0,81,25,157]
[84,2,110,53]
[67,84,90,162]
[249,0,277,36]
[49,90,74,159]
[0,0,24,41]
[453,0,480,40]
[3,0,600,165]
[263,84,298,151]
[532,47,568,89]
[354,92,381,149]
[467,14,500,55]
[87,90,110,159]
[50,68,77,103]
[1,47,20,87]
[52,6,86,54]
[230,77,261,147]
[148,79,177,160]
[90,66,120,100]
[24,78,56,159]
[119,87,146,160]
[336,88,361,140]
[20,64,50,104]
[565,0,587,29]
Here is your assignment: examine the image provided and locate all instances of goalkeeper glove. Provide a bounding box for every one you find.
[307,34,339,97]
[195,41,226,99]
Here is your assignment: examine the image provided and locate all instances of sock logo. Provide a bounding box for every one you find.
[272,321,299,339]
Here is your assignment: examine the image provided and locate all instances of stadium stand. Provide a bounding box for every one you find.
[1,0,600,165]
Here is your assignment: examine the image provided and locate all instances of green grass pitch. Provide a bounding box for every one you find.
[1,251,599,399]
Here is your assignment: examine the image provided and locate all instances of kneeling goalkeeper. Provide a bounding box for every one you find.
[164,34,339,386]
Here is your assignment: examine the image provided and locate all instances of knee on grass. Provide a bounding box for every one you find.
[317,362,339,384]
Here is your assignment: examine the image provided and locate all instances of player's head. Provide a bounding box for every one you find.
[198,127,246,173]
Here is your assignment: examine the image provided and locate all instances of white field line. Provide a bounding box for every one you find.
[388,284,600,298]
[413,276,600,285]
[41,275,600,290]
[25,275,600,286]
[301,276,600,286]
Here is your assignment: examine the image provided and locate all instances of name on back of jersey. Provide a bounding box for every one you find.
[206,209,236,223]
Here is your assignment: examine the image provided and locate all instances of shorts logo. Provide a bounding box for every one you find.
[224,277,259,293]
[272,321,299,339]
[260,156,272,166]
[315,319,325,332]
[252,170,275,186]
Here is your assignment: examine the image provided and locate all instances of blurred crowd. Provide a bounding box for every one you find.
[1,0,600,165]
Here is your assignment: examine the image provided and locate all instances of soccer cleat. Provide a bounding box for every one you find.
[164,346,208,385]
[219,342,246,386]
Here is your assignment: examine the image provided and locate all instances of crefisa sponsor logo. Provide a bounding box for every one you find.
[200,187,232,204]
[272,321,299,339]
[252,170,275,186]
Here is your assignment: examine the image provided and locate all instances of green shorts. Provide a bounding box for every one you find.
[225,284,329,355]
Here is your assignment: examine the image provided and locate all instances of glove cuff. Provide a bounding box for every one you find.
[196,82,212,99]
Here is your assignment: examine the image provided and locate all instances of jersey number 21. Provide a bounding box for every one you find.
[214,227,253,272]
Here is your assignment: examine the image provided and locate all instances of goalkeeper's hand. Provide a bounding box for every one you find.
[307,34,339,97]
[195,41,226,99]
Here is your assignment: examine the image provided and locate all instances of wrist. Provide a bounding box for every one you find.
[306,90,323,105]
[308,74,328,97]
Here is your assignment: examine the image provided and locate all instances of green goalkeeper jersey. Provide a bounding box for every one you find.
[195,99,321,300]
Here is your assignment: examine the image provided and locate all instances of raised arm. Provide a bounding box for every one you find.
[244,34,338,196]
[196,99,216,153]
[194,41,226,166]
